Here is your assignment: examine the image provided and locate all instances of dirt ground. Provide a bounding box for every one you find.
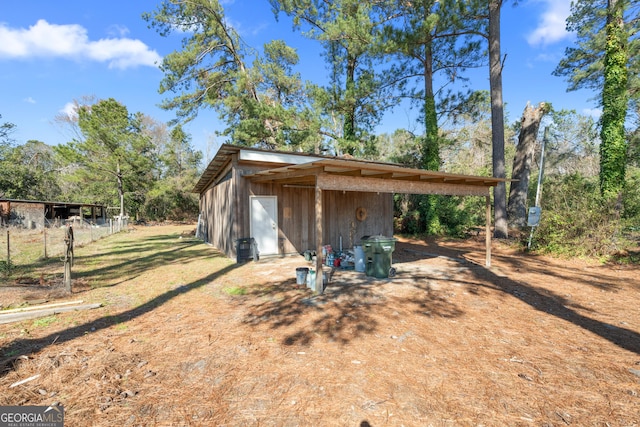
[1,225,639,426]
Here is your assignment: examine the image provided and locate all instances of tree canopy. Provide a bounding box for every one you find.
[55,98,155,217]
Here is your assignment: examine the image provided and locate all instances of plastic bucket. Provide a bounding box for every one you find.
[307,269,316,288]
[354,245,365,272]
[296,267,309,285]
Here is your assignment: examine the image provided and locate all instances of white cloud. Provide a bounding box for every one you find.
[582,108,602,119]
[526,0,572,46]
[24,97,36,104]
[60,102,79,120]
[535,52,560,62]
[107,24,130,38]
[0,19,162,69]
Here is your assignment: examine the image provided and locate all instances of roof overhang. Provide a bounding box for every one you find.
[193,144,508,197]
[247,158,506,197]
[192,144,326,193]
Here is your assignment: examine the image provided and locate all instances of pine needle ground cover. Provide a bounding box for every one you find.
[1,225,639,425]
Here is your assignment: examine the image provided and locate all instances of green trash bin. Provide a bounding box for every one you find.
[362,236,396,278]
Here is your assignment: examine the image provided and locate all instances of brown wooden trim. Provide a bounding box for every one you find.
[317,174,491,197]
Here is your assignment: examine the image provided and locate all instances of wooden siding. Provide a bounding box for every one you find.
[248,181,393,255]
[200,155,395,258]
[201,174,235,257]
[202,158,395,257]
[322,190,393,250]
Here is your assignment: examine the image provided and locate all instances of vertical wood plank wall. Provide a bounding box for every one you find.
[250,183,394,255]
[322,191,393,250]
[201,176,234,257]
[201,160,394,258]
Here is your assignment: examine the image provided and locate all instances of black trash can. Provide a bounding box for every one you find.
[236,237,258,263]
[362,235,396,278]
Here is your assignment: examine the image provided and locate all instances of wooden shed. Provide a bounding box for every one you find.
[0,198,106,228]
[193,144,507,293]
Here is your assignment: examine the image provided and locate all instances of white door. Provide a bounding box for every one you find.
[250,196,279,256]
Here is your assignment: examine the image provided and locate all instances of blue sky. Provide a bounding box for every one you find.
[0,0,600,161]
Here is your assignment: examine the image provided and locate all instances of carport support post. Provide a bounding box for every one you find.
[314,183,324,294]
[485,195,492,268]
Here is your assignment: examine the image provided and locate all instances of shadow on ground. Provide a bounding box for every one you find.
[0,233,237,377]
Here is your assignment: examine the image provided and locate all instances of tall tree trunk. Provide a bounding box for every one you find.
[343,53,357,152]
[488,0,508,238]
[117,161,124,218]
[422,41,440,171]
[600,0,628,200]
[422,40,441,234]
[507,102,548,227]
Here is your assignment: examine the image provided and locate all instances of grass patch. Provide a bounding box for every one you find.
[4,348,20,358]
[223,286,247,296]
[31,315,58,328]
[610,250,640,265]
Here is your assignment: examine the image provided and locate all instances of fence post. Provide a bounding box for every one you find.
[5,229,10,277]
[43,227,48,259]
[63,225,74,292]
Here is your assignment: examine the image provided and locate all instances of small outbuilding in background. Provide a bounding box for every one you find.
[0,198,106,228]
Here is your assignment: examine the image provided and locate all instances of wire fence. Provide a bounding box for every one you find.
[1,218,128,278]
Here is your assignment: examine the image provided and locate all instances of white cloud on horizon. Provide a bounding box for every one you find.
[0,19,162,69]
[526,0,572,47]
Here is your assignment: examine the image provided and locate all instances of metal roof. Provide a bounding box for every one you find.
[192,144,242,194]
[0,198,105,208]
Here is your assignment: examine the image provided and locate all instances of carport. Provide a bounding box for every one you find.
[247,157,508,293]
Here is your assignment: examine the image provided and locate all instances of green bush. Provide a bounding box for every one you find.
[143,180,199,222]
[0,259,9,275]
[530,172,638,260]
[394,194,485,237]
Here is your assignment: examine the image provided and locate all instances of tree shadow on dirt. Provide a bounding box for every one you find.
[394,238,626,293]
[240,271,464,347]
[398,238,640,354]
[72,238,210,287]
[1,234,211,289]
[468,265,640,355]
[239,236,639,353]
[0,246,238,378]
[240,281,381,346]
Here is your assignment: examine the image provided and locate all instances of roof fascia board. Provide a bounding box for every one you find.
[239,149,323,165]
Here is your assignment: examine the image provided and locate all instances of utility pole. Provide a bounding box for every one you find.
[528,127,549,249]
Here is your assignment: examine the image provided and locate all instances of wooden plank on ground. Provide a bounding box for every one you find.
[1,300,84,314]
[0,303,102,325]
